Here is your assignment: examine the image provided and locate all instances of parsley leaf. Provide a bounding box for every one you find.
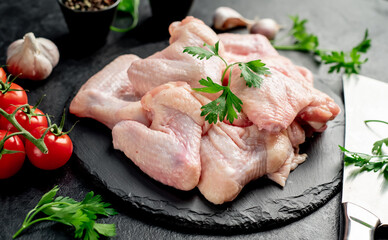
[94,223,117,237]
[340,120,388,179]
[183,41,221,60]
[289,15,319,51]
[238,60,271,88]
[193,77,224,93]
[194,77,242,124]
[184,42,270,124]
[13,186,117,240]
[371,138,388,156]
[353,30,372,53]
[37,185,60,207]
[340,146,388,179]
[204,41,220,56]
[365,120,388,156]
[183,46,215,60]
[273,15,371,75]
[319,30,371,75]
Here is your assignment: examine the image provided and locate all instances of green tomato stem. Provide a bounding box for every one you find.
[0,105,48,154]
[0,132,25,147]
[0,80,6,92]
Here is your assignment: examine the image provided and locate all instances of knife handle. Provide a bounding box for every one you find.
[342,202,381,240]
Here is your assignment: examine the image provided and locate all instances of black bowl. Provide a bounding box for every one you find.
[57,0,120,49]
[149,0,194,26]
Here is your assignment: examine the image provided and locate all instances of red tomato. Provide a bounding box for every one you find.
[26,127,73,170]
[0,83,28,110]
[0,68,6,83]
[0,105,48,134]
[0,130,25,179]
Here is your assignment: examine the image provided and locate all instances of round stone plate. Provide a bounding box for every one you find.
[68,79,344,232]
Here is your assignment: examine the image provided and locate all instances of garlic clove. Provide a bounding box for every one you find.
[213,7,253,31]
[248,18,281,40]
[37,37,60,67]
[6,32,60,81]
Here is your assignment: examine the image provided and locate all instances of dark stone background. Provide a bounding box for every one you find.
[1,0,388,239]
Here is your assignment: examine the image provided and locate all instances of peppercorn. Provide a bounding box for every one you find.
[63,0,116,11]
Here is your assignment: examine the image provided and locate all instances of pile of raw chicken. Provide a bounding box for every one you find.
[70,17,340,204]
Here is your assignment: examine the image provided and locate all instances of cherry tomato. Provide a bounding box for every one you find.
[25,126,73,170]
[0,105,48,134]
[0,82,28,110]
[0,68,6,83]
[0,130,25,179]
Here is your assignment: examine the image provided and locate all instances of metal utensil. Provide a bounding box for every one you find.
[342,74,388,239]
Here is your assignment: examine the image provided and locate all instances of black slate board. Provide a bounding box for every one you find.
[69,79,344,232]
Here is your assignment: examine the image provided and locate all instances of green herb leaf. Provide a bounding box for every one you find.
[192,77,224,93]
[204,41,220,55]
[183,42,270,124]
[238,60,270,88]
[183,41,222,61]
[224,89,243,122]
[81,191,117,217]
[289,15,319,51]
[37,186,59,207]
[193,76,243,124]
[193,77,242,124]
[384,167,388,180]
[340,146,388,179]
[273,15,371,75]
[117,0,135,12]
[183,46,216,60]
[13,187,117,240]
[319,30,371,75]
[110,0,139,33]
[200,87,242,124]
[353,30,372,53]
[372,138,388,156]
[364,119,388,156]
[82,224,100,240]
[94,223,117,237]
[340,120,388,180]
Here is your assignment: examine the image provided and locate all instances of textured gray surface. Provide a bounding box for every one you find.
[0,162,342,240]
[1,0,388,239]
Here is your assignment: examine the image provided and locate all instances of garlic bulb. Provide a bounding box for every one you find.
[213,7,253,31]
[7,32,59,81]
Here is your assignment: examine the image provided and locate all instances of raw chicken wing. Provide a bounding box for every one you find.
[112,82,205,191]
[69,54,149,129]
[198,122,307,204]
[128,17,225,98]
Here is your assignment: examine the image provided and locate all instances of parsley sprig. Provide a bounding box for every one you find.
[340,120,388,179]
[13,186,117,239]
[183,41,270,124]
[273,15,371,75]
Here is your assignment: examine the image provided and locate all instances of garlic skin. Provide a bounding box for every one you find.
[7,32,59,81]
[213,7,253,31]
